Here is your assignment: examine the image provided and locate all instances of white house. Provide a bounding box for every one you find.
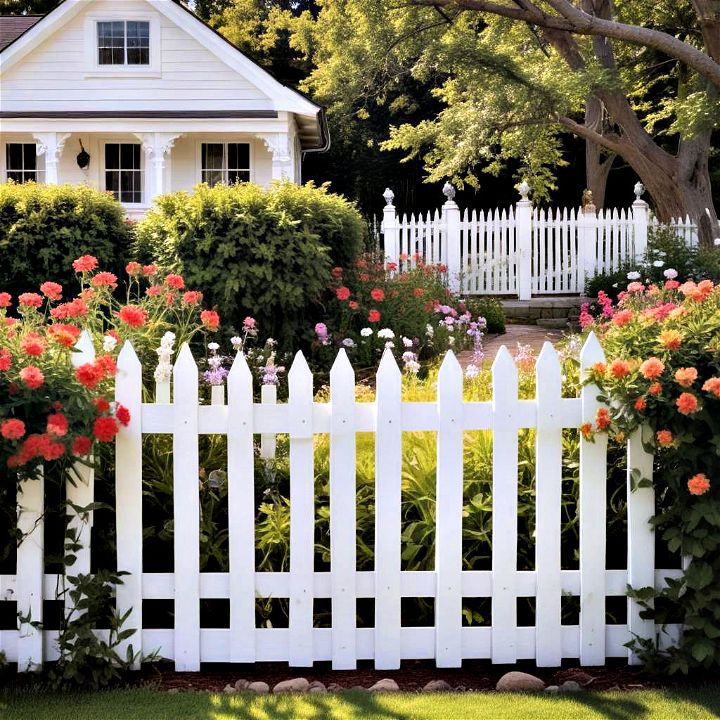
[0,0,329,218]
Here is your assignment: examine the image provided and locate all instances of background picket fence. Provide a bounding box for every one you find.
[2,334,683,672]
[380,185,698,299]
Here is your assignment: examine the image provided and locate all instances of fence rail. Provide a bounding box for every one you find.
[379,184,698,299]
[1,333,684,671]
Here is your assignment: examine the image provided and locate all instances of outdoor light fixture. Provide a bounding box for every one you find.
[76,139,90,170]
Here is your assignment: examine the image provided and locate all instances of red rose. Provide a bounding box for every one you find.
[1,418,26,440]
[118,305,148,328]
[72,435,92,456]
[336,286,351,301]
[115,404,131,427]
[76,363,102,390]
[93,416,119,442]
[370,288,385,302]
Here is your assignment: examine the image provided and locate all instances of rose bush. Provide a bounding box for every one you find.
[580,274,720,673]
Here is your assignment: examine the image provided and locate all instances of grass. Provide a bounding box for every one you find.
[2,686,720,720]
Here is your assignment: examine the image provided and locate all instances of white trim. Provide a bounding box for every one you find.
[194,138,255,186]
[83,13,161,77]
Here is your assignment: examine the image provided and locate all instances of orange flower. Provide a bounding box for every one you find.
[200,309,220,330]
[676,392,699,415]
[674,367,698,388]
[698,279,715,298]
[659,329,683,350]
[634,397,646,412]
[580,422,593,439]
[609,359,631,379]
[39,281,62,301]
[165,274,185,290]
[640,357,664,380]
[595,407,611,430]
[656,430,674,447]
[648,382,662,396]
[20,332,45,357]
[118,305,147,328]
[702,377,720,398]
[20,365,44,389]
[612,309,633,326]
[72,255,98,273]
[592,362,607,375]
[687,473,710,496]
[75,363,103,390]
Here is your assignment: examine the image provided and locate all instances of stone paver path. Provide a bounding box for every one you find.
[457,323,565,367]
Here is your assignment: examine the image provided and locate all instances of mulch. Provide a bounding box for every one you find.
[135,660,701,693]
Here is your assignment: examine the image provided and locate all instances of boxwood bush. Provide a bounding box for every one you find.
[0,182,131,296]
[134,181,365,344]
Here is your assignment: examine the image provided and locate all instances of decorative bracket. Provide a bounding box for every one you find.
[33,132,71,161]
[257,133,292,163]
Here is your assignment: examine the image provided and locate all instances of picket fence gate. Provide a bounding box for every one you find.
[2,333,684,672]
[380,184,698,299]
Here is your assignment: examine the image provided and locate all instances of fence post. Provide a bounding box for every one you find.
[382,188,398,267]
[515,181,532,301]
[578,201,598,287]
[632,182,649,261]
[442,182,462,293]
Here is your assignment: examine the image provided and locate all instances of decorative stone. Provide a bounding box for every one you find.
[544,685,559,694]
[234,679,249,690]
[326,683,342,692]
[369,678,400,692]
[423,679,452,693]
[383,188,395,206]
[496,671,545,692]
[559,680,582,693]
[223,684,237,694]
[308,683,327,694]
[565,671,594,686]
[247,681,270,694]
[518,180,531,201]
[273,677,310,693]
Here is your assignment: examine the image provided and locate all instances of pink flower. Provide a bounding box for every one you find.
[72,255,98,273]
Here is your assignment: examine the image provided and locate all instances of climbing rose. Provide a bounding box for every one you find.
[75,363,103,390]
[18,293,43,308]
[39,282,62,301]
[640,357,665,380]
[115,404,131,427]
[46,413,68,437]
[200,310,220,330]
[0,292,11,308]
[368,309,381,323]
[72,255,98,273]
[336,286,351,301]
[165,274,185,289]
[687,473,710,496]
[72,435,92,456]
[93,416,119,442]
[1,419,26,440]
[676,393,699,415]
[656,430,674,447]
[20,365,44,389]
[675,367,698,388]
[370,288,385,302]
[118,305,147,327]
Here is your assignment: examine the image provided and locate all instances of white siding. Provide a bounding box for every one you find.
[0,0,273,112]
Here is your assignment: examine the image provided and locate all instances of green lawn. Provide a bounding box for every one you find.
[2,686,720,720]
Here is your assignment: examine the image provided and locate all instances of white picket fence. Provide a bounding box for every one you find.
[1,333,685,672]
[381,185,698,299]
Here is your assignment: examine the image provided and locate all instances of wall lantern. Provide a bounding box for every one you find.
[76,139,90,170]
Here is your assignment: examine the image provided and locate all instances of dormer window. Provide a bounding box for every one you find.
[98,21,150,65]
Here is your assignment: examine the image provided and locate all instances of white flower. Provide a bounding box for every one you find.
[664,268,678,279]
[342,338,356,348]
[360,327,373,337]
[402,337,413,348]
[378,328,395,339]
[465,364,479,379]
[102,335,117,352]
[404,360,420,374]
[652,260,665,267]
[626,271,641,280]
[402,351,416,363]
[426,324,434,337]
[384,341,395,349]
[230,336,243,348]
[448,336,455,346]
[208,342,220,351]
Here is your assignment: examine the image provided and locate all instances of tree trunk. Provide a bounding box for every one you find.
[584,97,615,208]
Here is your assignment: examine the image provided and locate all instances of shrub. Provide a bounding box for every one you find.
[465,296,505,334]
[0,182,131,297]
[134,181,365,346]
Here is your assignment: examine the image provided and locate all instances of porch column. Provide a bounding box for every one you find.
[136,133,182,204]
[32,132,71,185]
[257,133,293,182]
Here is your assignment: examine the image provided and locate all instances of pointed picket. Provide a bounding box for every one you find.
[534,343,563,666]
[172,343,200,670]
[288,351,315,666]
[70,329,95,368]
[627,427,655,664]
[329,350,357,669]
[227,351,256,663]
[115,341,143,667]
[435,351,464,667]
[579,332,608,665]
[491,346,519,664]
[374,350,402,669]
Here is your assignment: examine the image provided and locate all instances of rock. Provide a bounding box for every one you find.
[223,684,237,694]
[496,671,545,692]
[234,679,249,691]
[273,678,310,694]
[544,685,559,694]
[559,680,582,693]
[247,681,270,694]
[369,678,400,693]
[564,671,594,686]
[326,683,342,692]
[309,686,327,694]
[423,680,453,693]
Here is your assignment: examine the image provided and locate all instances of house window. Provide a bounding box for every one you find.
[5,143,43,183]
[201,143,251,186]
[105,143,142,204]
[97,21,150,65]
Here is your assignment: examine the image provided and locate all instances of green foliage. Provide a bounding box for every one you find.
[465,297,505,334]
[134,181,364,346]
[0,183,131,297]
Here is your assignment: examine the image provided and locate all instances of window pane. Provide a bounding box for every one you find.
[106,171,119,198]
[119,170,142,203]
[202,170,224,188]
[98,21,125,65]
[228,143,250,170]
[127,47,150,65]
[120,143,134,168]
[7,171,24,183]
[105,144,120,170]
[228,170,250,184]
[6,144,24,170]
[202,144,224,171]
[23,144,37,170]
[127,21,150,65]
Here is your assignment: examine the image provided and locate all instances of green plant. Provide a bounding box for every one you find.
[134,181,365,346]
[0,182,131,297]
[464,297,505,334]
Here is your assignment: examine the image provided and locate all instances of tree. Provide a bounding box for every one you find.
[302,1,719,245]
[0,0,60,13]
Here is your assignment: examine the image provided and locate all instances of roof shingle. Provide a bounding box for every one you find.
[0,15,42,51]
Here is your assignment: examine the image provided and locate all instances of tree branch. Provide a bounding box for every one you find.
[409,0,720,88]
[557,115,626,155]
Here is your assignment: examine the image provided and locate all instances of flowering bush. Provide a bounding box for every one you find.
[581,273,720,673]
